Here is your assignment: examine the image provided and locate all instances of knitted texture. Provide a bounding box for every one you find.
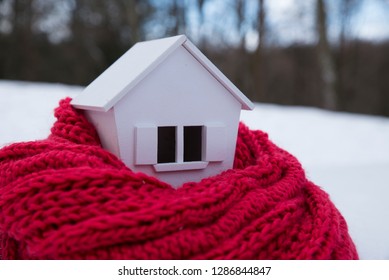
[0,98,358,260]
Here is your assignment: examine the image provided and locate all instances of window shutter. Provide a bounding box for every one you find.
[204,125,226,162]
[135,126,157,165]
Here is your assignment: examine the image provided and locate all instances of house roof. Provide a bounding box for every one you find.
[71,35,254,112]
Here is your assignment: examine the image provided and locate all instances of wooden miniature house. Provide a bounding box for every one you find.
[71,35,254,187]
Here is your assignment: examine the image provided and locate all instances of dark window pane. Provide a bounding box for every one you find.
[184,126,202,162]
[158,127,176,163]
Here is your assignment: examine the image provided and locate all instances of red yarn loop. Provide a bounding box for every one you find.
[0,98,358,259]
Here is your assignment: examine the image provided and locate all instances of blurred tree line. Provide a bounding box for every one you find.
[0,0,388,116]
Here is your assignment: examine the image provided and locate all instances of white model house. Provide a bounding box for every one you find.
[71,35,254,187]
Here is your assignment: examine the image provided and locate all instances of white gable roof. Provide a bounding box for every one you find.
[71,35,254,112]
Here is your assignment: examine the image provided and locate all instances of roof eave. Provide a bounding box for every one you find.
[71,35,188,112]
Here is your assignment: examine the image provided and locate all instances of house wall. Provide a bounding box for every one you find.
[113,45,242,187]
[84,109,120,157]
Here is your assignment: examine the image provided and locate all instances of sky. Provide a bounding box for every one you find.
[197,0,389,49]
[263,0,389,45]
[351,0,389,40]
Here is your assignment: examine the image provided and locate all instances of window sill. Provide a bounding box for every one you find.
[153,161,208,172]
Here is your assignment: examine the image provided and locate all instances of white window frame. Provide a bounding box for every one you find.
[135,124,226,172]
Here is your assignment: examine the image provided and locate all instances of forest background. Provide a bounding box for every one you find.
[1,0,389,117]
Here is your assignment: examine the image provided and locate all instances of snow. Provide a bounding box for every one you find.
[0,81,82,146]
[1,80,389,259]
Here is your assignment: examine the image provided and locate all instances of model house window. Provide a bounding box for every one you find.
[184,126,202,162]
[158,126,176,163]
[135,124,225,170]
[157,126,203,163]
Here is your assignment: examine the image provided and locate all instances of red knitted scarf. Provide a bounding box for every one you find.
[0,98,358,259]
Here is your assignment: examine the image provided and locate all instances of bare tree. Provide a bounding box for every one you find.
[316,0,337,110]
[123,0,142,43]
[8,0,32,77]
[196,0,206,24]
[171,0,187,35]
[120,0,155,43]
[258,0,265,51]
[195,0,207,46]
[235,0,245,49]
[337,0,362,108]
[251,0,266,101]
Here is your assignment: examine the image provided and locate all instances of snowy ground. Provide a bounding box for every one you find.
[1,80,388,259]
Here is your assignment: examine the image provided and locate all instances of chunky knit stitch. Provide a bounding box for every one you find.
[0,98,358,259]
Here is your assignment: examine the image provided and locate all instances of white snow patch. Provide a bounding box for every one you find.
[0,80,81,147]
